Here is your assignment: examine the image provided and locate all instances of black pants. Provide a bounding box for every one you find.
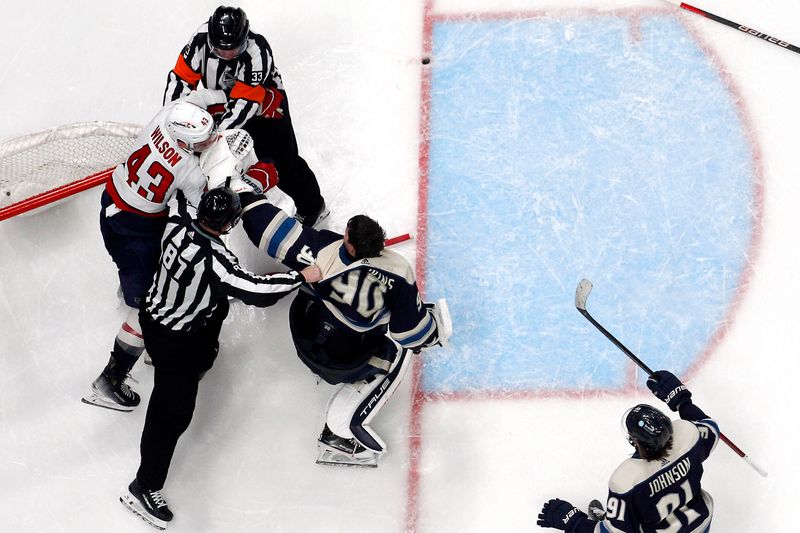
[136,302,228,490]
[288,291,395,385]
[99,191,167,308]
[243,96,324,219]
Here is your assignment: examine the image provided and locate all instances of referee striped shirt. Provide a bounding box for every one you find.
[144,191,303,332]
[164,22,282,130]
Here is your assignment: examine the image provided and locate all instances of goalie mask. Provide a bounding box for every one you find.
[165,102,217,152]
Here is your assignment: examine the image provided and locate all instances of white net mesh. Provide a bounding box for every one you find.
[0,122,141,209]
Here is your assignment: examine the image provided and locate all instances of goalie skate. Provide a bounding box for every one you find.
[316,425,380,468]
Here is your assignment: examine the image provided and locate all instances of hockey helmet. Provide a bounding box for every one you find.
[624,404,673,454]
[165,102,217,152]
[208,6,249,59]
[197,187,243,233]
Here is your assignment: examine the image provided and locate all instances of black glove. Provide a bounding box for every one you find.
[537,498,588,531]
[646,370,692,412]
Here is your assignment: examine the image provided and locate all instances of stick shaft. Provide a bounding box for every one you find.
[577,286,767,476]
[666,0,800,55]
[578,308,655,375]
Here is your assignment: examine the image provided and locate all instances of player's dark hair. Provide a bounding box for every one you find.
[346,215,385,259]
[638,437,673,461]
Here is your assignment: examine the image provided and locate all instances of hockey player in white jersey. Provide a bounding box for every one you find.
[238,195,452,467]
[537,371,719,533]
[83,96,277,411]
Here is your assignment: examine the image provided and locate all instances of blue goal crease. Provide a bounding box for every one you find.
[422,14,755,395]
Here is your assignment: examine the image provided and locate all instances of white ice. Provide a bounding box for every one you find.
[1,0,799,532]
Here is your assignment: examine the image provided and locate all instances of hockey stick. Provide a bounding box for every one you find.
[575,279,768,477]
[662,0,800,56]
[385,233,414,247]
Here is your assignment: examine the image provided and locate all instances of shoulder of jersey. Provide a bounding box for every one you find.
[608,420,699,494]
[363,248,416,284]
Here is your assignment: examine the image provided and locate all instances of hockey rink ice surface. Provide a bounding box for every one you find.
[2,1,800,532]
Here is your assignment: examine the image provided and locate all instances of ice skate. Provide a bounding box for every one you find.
[81,371,140,411]
[120,479,173,530]
[295,199,330,229]
[316,424,380,468]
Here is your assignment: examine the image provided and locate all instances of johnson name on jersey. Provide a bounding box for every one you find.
[597,418,720,533]
[164,22,282,130]
[241,201,438,350]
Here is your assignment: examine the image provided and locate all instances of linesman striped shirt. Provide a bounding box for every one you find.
[144,191,303,332]
[164,22,282,131]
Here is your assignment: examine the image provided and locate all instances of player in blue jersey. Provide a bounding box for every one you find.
[239,194,452,467]
[537,370,719,533]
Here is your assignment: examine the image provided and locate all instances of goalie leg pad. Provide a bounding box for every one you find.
[325,342,411,453]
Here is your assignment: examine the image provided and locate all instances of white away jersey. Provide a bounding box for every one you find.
[108,101,208,215]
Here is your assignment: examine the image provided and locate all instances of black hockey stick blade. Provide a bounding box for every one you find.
[575,278,593,311]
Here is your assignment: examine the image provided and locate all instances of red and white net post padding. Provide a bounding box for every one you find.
[0,122,141,221]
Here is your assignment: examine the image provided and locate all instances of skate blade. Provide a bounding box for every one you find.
[316,448,378,468]
[120,493,167,530]
[81,393,135,412]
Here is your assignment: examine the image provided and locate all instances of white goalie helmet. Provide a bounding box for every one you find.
[165,101,217,151]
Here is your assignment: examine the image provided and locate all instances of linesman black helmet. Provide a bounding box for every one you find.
[197,187,243,233]
[208,6,249,58]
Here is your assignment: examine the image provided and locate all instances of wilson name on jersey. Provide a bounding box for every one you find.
[164,22,282,130]
[597,418,720,533]
[242,201,438,350]
[108,102,207,215]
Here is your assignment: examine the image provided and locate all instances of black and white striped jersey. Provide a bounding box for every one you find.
[144,191,303,332]
[164,22,283,131]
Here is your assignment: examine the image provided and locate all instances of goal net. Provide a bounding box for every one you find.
[0,122,141,220]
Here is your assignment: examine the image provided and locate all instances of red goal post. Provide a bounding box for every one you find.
[0,122,141,221]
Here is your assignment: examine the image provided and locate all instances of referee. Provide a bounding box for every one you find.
[164,6,327,227]
[120,187,321,530]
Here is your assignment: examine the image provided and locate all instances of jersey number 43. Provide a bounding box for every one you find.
[125,144,175,204]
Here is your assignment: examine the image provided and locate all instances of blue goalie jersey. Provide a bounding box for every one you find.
[242,201,437,350]
[594,418,720,533]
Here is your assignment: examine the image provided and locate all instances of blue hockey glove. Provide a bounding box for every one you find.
[647,370,692,412]
[537,498,589,531]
